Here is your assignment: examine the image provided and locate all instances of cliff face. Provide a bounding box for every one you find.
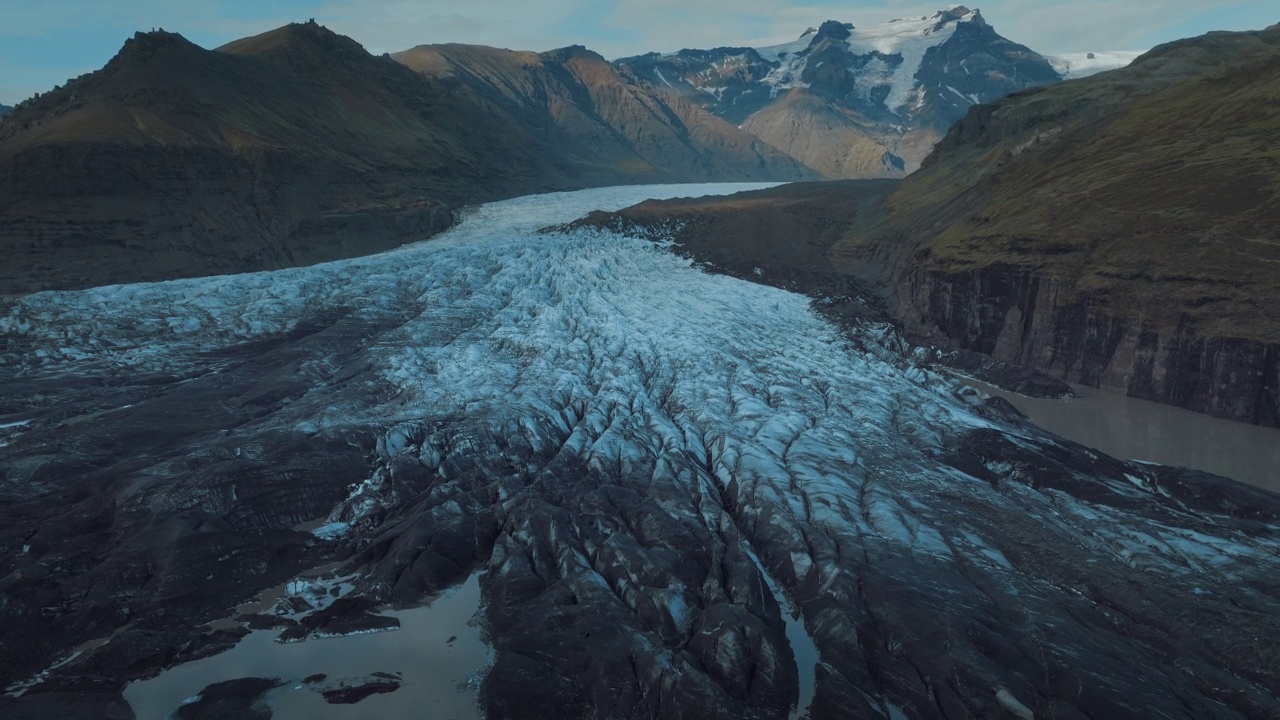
[904,265,1280,425]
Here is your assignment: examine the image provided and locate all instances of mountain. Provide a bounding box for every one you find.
[0,104,11,117]
[836,24,1280,425]
[593,26,1280,426]
[615,7,1062,178]
[392,44,813,187]
[0,23,808,295]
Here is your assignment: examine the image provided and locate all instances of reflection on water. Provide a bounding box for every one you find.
[741,542,816,720]
[971,381,1280,493]
[124,573,488,720]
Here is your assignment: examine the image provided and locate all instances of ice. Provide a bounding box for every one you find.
[311,522,351,540]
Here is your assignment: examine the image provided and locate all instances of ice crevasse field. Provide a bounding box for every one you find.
[6,183,1280,720]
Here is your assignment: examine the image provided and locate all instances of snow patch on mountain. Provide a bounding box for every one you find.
[753,7,983,114]
[1049,50,1144,78]
[847,10,977,113]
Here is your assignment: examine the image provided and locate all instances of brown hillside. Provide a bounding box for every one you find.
[0,23,810,295]
[847,26,1280,342]
[393,44,815,186]
[821,26,1280,424]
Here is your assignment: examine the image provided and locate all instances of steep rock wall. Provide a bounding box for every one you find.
[903,264,1280,426]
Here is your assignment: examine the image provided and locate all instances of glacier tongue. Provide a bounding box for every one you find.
[4,183,1280,720]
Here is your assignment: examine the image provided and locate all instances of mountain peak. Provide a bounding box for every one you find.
[934,5,976,23]
[614,5,1060,177]
[541,45,608,64]
[110,29,203,67]
[218,20,362,57]
[814,20,854,43]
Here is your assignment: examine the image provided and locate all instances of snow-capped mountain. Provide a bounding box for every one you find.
[616,7,1062,177]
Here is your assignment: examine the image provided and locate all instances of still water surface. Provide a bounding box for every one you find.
[124,573,488,720]
[972,381,1280,493]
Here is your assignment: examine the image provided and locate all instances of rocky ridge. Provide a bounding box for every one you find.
[838,24,1280,426]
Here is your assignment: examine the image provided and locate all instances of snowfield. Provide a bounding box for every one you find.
[754,9,981,113]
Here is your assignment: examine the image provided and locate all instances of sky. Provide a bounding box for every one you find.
[1,0,1276,105]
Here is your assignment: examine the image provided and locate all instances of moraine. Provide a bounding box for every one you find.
[2,184,1279,719]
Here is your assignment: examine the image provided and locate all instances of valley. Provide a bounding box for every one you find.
[2,6,1279,720]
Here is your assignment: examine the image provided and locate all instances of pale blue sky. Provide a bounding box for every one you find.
[1,1,1276,105]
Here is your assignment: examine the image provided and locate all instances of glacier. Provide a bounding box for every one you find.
[3,183,1280,719]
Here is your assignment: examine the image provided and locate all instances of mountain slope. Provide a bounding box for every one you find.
[0,24,546,294]
[391,43,814,185]
[616,8,1061,177]
[0,104,11,118]
[0,23,808,295]
[834,25,1280,426]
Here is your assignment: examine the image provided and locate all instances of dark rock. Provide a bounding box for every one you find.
[0,681,135,720]
[904,264,1280,425]
[172,677,283,720]
[276,596,399,643]
[814,20,854,42]
[932,346,1075,399]
[301,671,402,705]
